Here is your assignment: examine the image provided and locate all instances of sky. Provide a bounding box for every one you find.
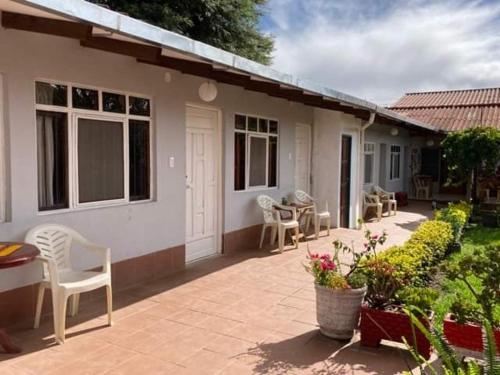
[260,0,500,106]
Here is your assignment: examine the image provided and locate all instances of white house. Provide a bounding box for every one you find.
[0,0,436,327]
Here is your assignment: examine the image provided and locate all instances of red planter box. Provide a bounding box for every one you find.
[360,305,432,359]
[443,316,500,353]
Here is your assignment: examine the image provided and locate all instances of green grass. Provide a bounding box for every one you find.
[432,225,500,326]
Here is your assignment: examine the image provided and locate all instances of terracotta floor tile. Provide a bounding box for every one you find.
[104,354,181,375]
[182,349,231,374]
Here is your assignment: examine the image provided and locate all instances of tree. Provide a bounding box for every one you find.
[88,0,274,65]
[441,126,500,201]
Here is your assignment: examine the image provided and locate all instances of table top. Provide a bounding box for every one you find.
[0,243,40,269]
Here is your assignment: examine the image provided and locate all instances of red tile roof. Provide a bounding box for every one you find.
[388,88,500,132]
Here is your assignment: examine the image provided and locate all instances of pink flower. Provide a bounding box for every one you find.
[320,254,331,261]
[371,235,379,240]
[309,253,319,260]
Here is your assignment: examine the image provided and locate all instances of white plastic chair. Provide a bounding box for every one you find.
[413,176,430,199]
[362,191,382,221]
[25,224,112,344]
[257,195,299,253]
[373,186,397,216]
[295,190,331,238]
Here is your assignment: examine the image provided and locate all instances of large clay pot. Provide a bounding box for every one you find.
[314,284,366,340]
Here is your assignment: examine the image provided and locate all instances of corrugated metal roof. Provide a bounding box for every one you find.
[7,0,436,132]
[389,88,500,132]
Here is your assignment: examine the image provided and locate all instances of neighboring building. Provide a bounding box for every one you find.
[0,0,434,327]
[386,88,500,198]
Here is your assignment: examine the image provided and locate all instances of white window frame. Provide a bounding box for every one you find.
[0,73,5,223]
[390,144,401,181]
[34,79,153,213]
[363,142,375,185]
[234,113,279,192]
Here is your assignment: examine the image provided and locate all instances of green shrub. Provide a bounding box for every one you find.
[408,220,453,260]
[396,286,439,313]
[435,201,471,243]
[379,242,432,284]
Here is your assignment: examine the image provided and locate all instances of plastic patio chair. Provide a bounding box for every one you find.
[257,195,299,253]
[25,224,112,344]
[295,190,331,238]
[373,186,397,216]
[362,191,382,221]
[413,176,430,199]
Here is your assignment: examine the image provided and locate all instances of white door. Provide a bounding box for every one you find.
[295,124,311,193]
[185,106,219,262]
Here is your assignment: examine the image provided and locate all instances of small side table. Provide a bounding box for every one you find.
[0,242,40,354]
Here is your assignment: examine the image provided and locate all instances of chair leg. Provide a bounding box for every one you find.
[294,227,299,249]
[69,294,80,317]
[305,216,311,233]
[34,284,45,329]
[314,216,320,239]
[259,225,266,249]
[106,284,113,326]
[278,227,285,253]
[270,226,277,245]
[56,293,68,344]
[326,217,331,236]
[377,205,382,221]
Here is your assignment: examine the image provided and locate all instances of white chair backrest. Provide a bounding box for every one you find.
[363,191,377,204]
[295,190,313,204]
[25,224,78,278]
[414,176,425,188]
[257,195,278,224]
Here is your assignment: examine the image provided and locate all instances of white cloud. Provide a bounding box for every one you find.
[265,0,500,105]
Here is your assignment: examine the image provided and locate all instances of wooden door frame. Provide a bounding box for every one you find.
[185,102,223,261]
[337,130,359,228]
[295,123,311,193]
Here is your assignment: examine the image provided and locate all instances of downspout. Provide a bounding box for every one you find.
[358,111,376,228]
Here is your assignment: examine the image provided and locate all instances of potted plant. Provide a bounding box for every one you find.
[304,229,385,340]
[359,274,436,359]
[442,245,500,353]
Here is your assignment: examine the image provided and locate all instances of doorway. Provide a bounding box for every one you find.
[185,105,220,262]
[340,135,352,228]
[295,123,311,193]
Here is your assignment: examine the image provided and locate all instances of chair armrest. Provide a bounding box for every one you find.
[36,255,60,287]
[74,236,111,274]
[84,242,111,274]
[389,192,396,200]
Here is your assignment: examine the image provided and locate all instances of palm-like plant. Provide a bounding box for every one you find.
[402,308,499,375]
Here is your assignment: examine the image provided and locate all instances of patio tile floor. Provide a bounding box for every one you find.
[1,202,436,374]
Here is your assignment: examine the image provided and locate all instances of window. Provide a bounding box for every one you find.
[35,80,152,211]
[234,114,278,190]
[364,143,375,184]
[390,144,401,180]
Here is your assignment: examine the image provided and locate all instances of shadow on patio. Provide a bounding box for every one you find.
[1,201,433,374]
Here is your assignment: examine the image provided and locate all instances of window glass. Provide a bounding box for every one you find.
[248,117,258,132]
[72,87,99,110]
[103,92,126,114]
[36,82,67,107]
[390,145,401,180]
[77,118,124,203]
[129,96,150,116]
[364,153,374,184]
[269,120,278,134]
[249,136,267,187]
[268,136,278,187]
[36,110,69,210]
[129,120,150,201]
[235,114,246,130]
[259,119,268,133]
[234,132,246,191]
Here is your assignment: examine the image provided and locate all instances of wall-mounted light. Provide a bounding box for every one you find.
[426,139,435,147]
[199,81,218,102]
[390,128,399,136]
[164,72,172,83]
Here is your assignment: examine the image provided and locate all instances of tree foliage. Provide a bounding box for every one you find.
[88,0,274,64]
[441,127,500,200]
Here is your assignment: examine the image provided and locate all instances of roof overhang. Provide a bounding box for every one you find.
[0,0,438,133]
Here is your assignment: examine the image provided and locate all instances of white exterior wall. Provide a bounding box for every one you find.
[312,108,362,228]
[364,123,412,194]
[0,29,313,291]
